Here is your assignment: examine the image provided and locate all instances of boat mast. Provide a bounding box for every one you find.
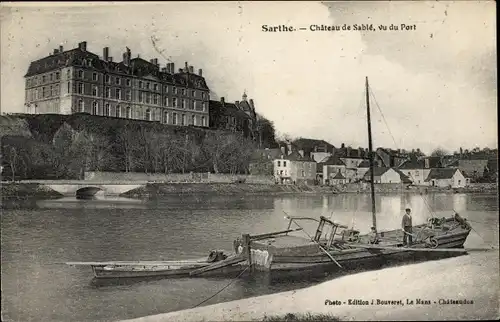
[365,77,377,232]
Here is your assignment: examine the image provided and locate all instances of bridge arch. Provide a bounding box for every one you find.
[76,186,103,199]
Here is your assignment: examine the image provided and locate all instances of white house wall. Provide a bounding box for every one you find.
[380,168,402,183]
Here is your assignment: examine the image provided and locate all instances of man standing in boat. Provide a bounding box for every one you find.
[402,208,413,246]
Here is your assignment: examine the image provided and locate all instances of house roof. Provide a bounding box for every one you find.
[322,155,346,166]
[425,168,459,181]
[363,167,391,178]
[251,148,282,161]
[358,160,370,167]
[393,168,412,183]
[279,151,315,162]
[398,159,426,169]
[292,138,336,152]
[332,170,346,179]
[25,45,209,90]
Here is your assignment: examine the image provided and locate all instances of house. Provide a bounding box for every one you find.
[291,138,336,161]
[330,169,347,185]
[398,159,431,186]
[375,148,409,168]
[356,159,371,181]
[447,159,489,181]
[249,148,282,176]
[273,151,317,184]
[322,155,346,185]
[209,94,257,138]
[424,168,469,188]
[363,167,411,184]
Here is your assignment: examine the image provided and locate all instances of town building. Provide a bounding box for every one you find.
[208,93,257,138]
[424,168,469,188]
[330,170,347,185]
[321,155,346,185]
[398,159,431,186]
[249,148,282,176]
[363,167,411,184]
[291,138,336,162]
[355,159,371,181]
[446,159,489,182]
[273,151,317,184]
[24,41,210,127]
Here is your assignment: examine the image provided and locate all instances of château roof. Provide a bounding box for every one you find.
[25,45,209,90]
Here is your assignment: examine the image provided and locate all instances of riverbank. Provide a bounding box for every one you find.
[123,251,499,322]
[0,182,63,199]
[1,181,497,199]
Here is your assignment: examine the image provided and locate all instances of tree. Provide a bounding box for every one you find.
[430,148,448,157]
[256,114,277,148]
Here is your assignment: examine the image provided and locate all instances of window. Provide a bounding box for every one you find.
[164,96,169,106]
[126,106,131,118]
[181,114,186,125]
[126,79,131,86]
[42,86,47,97]
[153,94,158,105]
[115,88,121,99]
[115,105,121,117]
[92,85,98,96]
[284,161,287,167]
[201,116,206,127]
[49,86,53,97]
[55,72,60,80]
[50,73,53,81]
[145,109,151,121]
[78,99,84,112]
[139,81,143,89]
[192,115,196,125]
[202,102,206,112]
[42,75,47,83]
[115,77,121,85]
[182,89,186,96]
[154,84,158,91]
[105,75,111,83]
[302,170,305,177]
[105,87,111,98]
[78,70,83,79]
[146,93,150,104]
[182,99,186,109]
[192,90,196,97]
[172,113,177,125]
[146,82,150,90]
[277,161,281,167]
[164,111,169,124]
[126,90,131,101]
[92,101,98,115]
[78,83,84,94]
[139,91,143,102]
[172,97,177,107]
[164,86,169,93]
[66,70,70,79]
[173,87,177,94]
[92,72,98,81]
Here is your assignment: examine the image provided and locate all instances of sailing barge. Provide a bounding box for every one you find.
[66,77,476,279]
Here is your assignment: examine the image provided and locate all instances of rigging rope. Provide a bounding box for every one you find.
[368,87,438,220]
[192,265,249,308]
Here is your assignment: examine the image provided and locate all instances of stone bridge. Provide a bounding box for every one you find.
[33,180,147,197]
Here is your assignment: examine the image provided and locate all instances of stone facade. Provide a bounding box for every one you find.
[24,41,210,127]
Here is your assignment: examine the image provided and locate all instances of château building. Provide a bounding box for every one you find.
[209,93,257,139]
[24,41,210,127]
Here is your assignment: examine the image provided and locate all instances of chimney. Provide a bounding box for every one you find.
[161,67,167,72]
[170,63,175,74]
[185,61,189,72]
[220,97,225,105]
[123,47,131,66]
[59,45,63,53]
[198,68,203,76]
[179,68,183,73]
[358,147,362,157]
[108,57,113,62]
[150,59,154,64]
[347,146,352,157]
[53,49,59,55]
[189,66,194,73]
[153,58,158,66]
[103,47,109,61]
[235,100,240,108]
[79,41,87,51]
[280,146,285,155]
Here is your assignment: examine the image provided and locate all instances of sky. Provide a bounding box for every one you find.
[0,1,497,154]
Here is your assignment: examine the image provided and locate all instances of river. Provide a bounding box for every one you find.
[1,192,498,322]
